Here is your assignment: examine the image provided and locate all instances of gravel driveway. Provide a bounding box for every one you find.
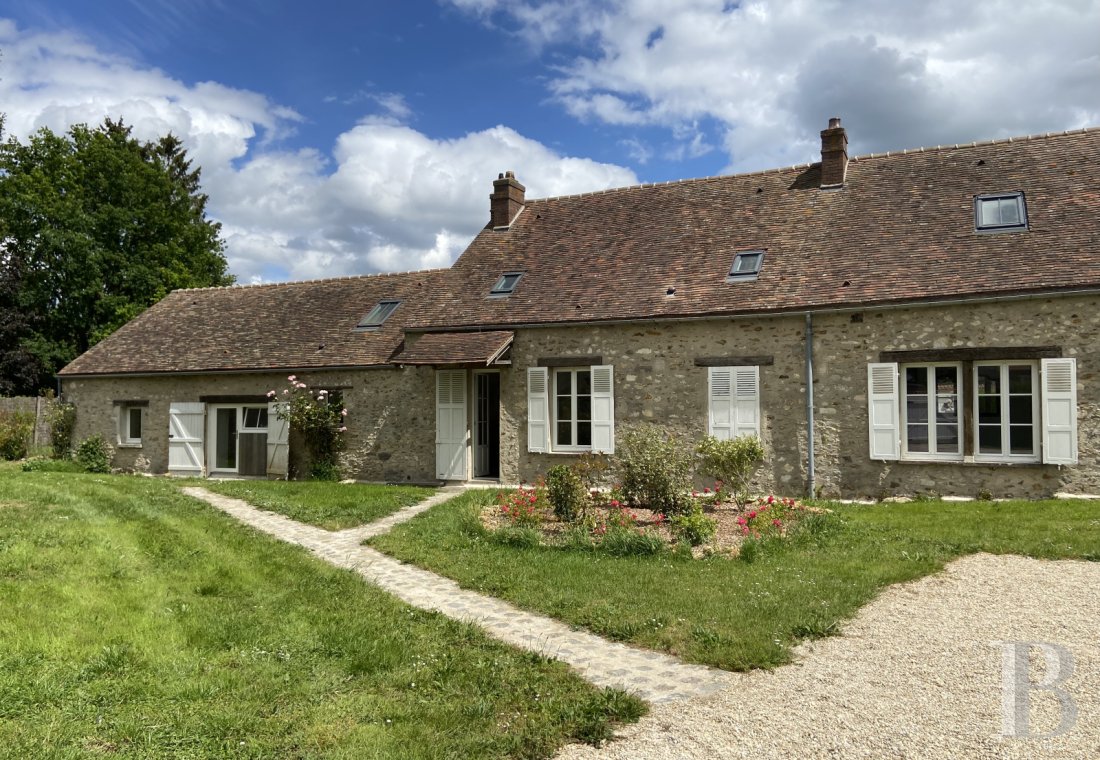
[557,554,1100,759]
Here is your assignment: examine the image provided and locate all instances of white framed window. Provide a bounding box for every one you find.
[867,358,1076,465]
[527,365,614,454]
[120,404,143,445]
[554,368,592,450]
[974,362,1039,462]
[901,364,962,460]
[975,192,1027,232]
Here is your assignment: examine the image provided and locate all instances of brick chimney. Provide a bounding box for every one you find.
[820,117,848,188]
[490,171,525,228]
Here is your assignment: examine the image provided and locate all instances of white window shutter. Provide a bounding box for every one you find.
[590,365,615,454]
[267,402,290,478]
[733,366,761,438]
[708,367,733,440]
[1041,358,1078,465]
[867,363,900,460]
[168,402,205,476]
[527,367,549,453]
[435,370,468,480]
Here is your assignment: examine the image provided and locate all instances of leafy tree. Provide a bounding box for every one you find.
[0,119,232,395]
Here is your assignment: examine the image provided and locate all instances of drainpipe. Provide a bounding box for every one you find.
[805,313,816,499]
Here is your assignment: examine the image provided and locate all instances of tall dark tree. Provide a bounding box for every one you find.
[0,119,233,395]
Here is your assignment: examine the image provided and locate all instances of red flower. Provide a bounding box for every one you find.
[767,495,775,504]
[748,511,757,519]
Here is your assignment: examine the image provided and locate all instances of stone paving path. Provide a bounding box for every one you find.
[181,486,732,703]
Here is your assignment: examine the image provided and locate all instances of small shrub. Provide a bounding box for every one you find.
[669,505,717,547]
[308,458,341,481]
[616,425,693,515]
[546,464,588,522]
[695,434,764,506]
[47,400,76,459]
[573,452,612,492]
[497,485,544,527]
[76,435,114,473]
[598,527,665,557]
[0,411,34,461]
[976,489,994,501]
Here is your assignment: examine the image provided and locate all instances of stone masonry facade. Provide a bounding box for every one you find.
[63,366,438,483]
[63,293,1099,499]
[497,293,1100,499]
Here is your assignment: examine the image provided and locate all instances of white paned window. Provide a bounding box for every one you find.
[527,365,614,454]
[867,358,1076,465]
[120,405,143,445]
[975,362,1039,462]
[554,368,592,450]
[901,364,961,459]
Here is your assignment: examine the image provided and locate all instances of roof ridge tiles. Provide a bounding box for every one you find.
[173,266,449,293]
[525,125,1099,204]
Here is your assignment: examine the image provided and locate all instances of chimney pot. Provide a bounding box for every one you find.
[820,117,848,188]
[490,170,526,228]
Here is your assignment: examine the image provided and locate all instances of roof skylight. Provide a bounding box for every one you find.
[356,299,401,329]
[490,272,523,296]
[727,251,764,282]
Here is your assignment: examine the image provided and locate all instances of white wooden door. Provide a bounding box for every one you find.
[267,402,290,477]
[168,402,205,476]
[436,370,468,480]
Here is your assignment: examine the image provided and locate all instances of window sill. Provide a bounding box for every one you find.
[117,442,143,449]
[896,456,1043,467]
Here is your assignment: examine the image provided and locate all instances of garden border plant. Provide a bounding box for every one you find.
[268,375,348,480]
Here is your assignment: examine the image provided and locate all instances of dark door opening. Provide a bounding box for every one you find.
[474,372,500,478]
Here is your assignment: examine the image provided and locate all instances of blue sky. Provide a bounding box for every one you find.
[1,0,1098,282]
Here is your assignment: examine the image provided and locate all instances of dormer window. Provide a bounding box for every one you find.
[356,299,400,330]
[975,192,1027,232]
[490,272,523,296]
[728,251,764,281]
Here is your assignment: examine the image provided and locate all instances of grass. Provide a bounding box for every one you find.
[0,468,644,758]
[370,490,1100,671]
[197,479,437,530]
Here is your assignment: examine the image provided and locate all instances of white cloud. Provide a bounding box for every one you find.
[451,0,1100,171]
[0,20,637,283]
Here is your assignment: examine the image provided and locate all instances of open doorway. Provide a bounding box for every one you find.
[473,371,500,479]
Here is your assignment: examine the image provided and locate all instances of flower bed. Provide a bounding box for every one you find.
[481,485,825,557]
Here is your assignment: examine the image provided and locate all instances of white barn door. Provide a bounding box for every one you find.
[168,402,205,476]
[436,370,468,480]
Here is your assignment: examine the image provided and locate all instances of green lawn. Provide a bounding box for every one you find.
[198,479,437,530]
[370,490,1100,671]
[0,469,643,759]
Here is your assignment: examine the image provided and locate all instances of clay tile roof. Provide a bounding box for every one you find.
[394,331,514,366]
[59,269,448,376]
[405,127,1100,330]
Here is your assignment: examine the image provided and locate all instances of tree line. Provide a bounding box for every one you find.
[0,117,232,395]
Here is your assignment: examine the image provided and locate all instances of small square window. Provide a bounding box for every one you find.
[356,300,401,329]
[728,251,764,281]
[121,406,142,445]
[975,193,1027,232]
[490,272,523,295]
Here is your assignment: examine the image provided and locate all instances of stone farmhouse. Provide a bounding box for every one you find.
[59,119,1100,499]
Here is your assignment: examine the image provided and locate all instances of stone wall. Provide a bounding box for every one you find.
[499,293,1100,499]
[62,366,437,482]
[810,295,1100,499]
[499,315,808,492]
